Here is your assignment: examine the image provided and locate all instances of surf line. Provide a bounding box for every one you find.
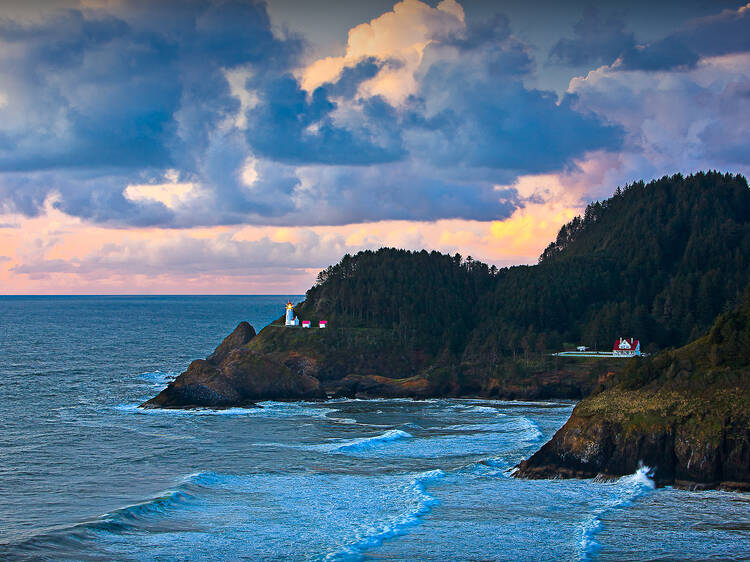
[324,469,447,561]
[579,465,656,560]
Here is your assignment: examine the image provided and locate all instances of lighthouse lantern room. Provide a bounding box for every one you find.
[285,302,299,326]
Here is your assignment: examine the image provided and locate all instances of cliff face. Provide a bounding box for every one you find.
[516,392,750,490]
[517,293,750,491]
[141,323,325,408]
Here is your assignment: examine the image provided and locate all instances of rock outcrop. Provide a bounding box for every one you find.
[329,374,433,398]
[517,292,750,491]
[516,405,750,490]
[141,323,324,409]
[206,321,256,364]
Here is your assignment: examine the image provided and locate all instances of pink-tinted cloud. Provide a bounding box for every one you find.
[0,193,583,293]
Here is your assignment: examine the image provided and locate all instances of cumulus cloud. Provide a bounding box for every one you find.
[0,0,629,229]
[0,1,299,214]
[550,3,750,72]
[570,54,750,176]
[0,1,300,173]
[404,40,623,172]
[0,0,747,239]
[243,73,405,165]
[300,0,466,104]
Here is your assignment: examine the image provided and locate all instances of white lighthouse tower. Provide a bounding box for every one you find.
[285,301,298,326]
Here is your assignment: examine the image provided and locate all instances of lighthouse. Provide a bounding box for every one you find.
[285,301,299,326]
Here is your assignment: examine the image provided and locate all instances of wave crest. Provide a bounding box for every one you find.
[579,465,655,560]
[325,469,446,561]
[334,429,414,453]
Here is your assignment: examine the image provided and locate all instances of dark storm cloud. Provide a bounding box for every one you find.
[550,2,750,71]
[323,57,384,98]
[0,0,303,222]
[0,0,304,171]
[619,4,750,70]
[549,6,635,67]
[243,73,405,166]
[0,9,181,172]
[0,0,618,227]
[404,18,623,173]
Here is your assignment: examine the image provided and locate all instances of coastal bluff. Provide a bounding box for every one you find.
[141,322,325,408]
[140,315,599,408]
[517,291,750,491]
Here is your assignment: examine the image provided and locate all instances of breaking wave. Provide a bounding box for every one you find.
[507,416,543,442]
[138,371,177,387]
[325,469,446,561]
[4,473,215,555]
[579,465,655,560]
[332,429,414,453]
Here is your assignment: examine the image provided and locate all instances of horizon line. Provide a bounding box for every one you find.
[0,293,308,297]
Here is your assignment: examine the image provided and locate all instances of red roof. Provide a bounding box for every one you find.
[613,337,639,351]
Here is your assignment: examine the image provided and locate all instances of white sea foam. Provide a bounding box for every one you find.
[458,456,513,478]
[116,404,264,416]
[497,400,574,407]
[324,469,446,561]
[439,413,542,445]
[138,371,177,388]
[116,401,339,418]
[398,422,424,431]
[20,473,206,545]
[509,416,543,442]
[441,422,507,432]
[446,403,504,415]
[466,405,504,414]
[329,416,359,425]
[330,429,414,453]
[579,465,655,560]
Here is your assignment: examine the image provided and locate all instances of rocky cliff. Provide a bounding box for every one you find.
[517,292,750,491]
[140,314,614,408]
[141,322,325,408]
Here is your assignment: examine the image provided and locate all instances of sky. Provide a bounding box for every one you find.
[0,0,748,294]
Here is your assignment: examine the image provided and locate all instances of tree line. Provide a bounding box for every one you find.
[297,171,750,363]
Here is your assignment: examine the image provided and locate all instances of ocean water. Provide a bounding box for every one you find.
[1,296,748,561]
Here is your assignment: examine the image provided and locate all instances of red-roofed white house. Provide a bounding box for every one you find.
[302,320,311,328]
[613,337,641,357]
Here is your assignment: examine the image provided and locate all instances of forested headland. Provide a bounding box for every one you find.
[144,170,750,408]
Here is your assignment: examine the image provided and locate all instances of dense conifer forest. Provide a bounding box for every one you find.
[147,171,750,408]
[299,171,750,361]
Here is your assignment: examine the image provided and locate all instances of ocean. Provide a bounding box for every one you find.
[1,295,748,560]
